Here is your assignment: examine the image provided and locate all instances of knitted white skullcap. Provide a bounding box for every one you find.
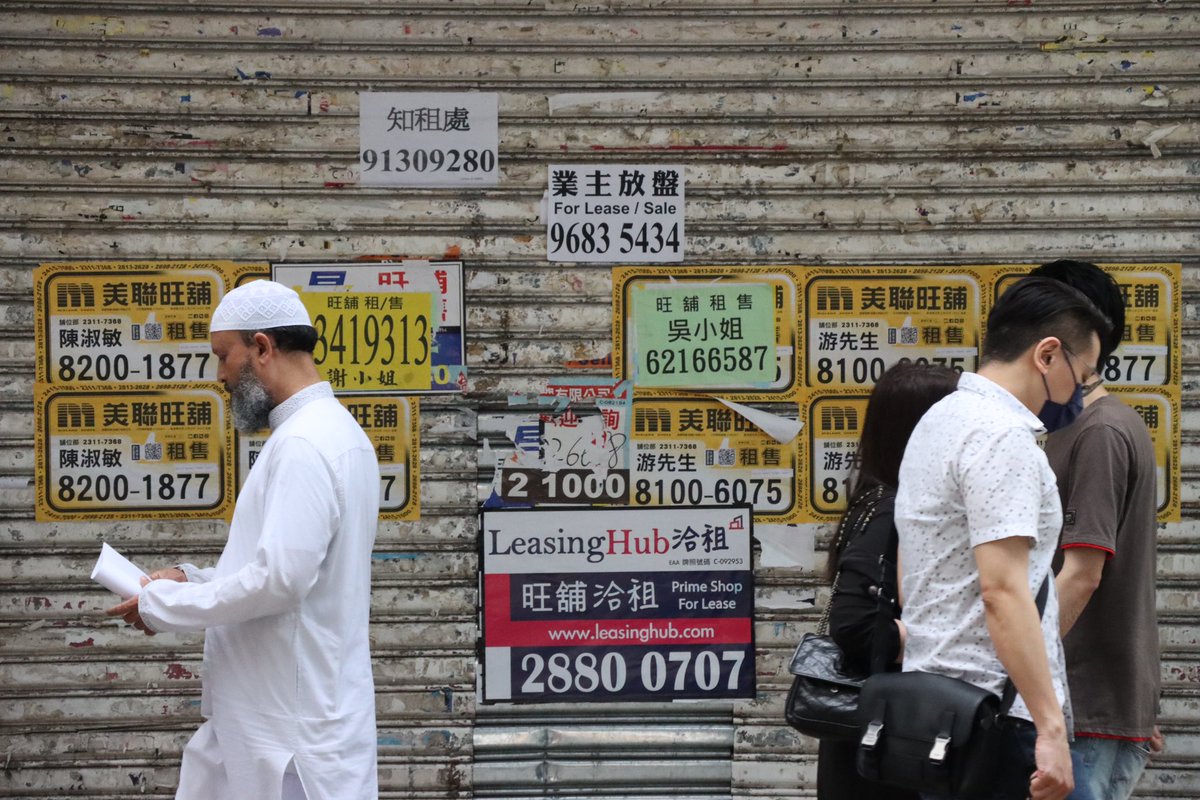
[210,280,313,332]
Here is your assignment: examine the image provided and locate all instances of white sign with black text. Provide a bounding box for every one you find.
[547,165,684,263]
[359,92,499,187]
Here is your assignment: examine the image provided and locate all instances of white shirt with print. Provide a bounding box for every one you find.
[895,371,1070,724]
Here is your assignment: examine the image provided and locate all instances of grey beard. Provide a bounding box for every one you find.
[230,366,273,433]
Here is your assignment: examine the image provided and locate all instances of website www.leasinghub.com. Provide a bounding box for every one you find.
[547,621,716,644]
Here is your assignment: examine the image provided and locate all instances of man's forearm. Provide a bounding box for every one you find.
[1055,548,1105,636]
[982,584,1066,736]
[1055,570,1097,636]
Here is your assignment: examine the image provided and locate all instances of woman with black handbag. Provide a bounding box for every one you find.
[817,362,959,800]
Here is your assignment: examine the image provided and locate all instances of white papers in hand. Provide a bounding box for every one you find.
[91,543,149,599]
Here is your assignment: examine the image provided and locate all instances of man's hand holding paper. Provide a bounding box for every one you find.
[103,566,188,636]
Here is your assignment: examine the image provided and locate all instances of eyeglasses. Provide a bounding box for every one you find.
[1061,345,1103,394]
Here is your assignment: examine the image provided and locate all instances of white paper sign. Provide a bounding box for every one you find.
[547,165,684,263]
[359,92,499,186]
[91,542,149,599]
[715,398,802,445]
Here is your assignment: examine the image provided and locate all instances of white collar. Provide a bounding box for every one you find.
[269,382,334,429]
[957,372,1045,433]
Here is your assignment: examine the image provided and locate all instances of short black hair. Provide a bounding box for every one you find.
[1029,259,1125,368]
[240,325,318,354]
[982,276,1111,365]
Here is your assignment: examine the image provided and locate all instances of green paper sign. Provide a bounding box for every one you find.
[631,283,775,388]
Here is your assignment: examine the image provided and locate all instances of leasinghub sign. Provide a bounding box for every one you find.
[480,506,755,704]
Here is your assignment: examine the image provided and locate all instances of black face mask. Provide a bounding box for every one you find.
[1037,349,1084,433]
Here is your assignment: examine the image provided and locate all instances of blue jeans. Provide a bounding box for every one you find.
[1067,737,1150,800]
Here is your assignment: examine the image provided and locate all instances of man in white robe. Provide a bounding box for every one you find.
[108,280,381,800]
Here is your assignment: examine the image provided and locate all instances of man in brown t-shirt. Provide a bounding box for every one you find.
[1036,260,1163,800]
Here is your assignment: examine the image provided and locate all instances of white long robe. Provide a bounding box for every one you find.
[140,383,380,800]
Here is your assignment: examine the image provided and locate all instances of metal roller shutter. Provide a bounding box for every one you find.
[0,2,1196,798]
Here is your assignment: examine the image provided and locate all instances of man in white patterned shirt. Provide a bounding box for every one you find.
[896,277,1110,800]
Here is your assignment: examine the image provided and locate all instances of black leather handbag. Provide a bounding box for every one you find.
[784,488,888,741]
[855,578,1050,798]
[785,632,868,740]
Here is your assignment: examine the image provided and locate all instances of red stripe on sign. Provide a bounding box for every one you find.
[484,573,511,622]
[484,614,751,648]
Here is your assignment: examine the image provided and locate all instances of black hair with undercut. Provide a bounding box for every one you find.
[981,276,1112,366]
[239,325,319,354]
[1029,259,1125,369]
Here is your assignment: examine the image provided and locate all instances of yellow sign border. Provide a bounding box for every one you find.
[629,397,801,524]
[34,381,235,521]
[34,260,259,385]
[370,395,421,522]
[1107,386,1181,523]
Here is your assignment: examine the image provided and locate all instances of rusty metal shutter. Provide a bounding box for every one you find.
[1,3,1198,799]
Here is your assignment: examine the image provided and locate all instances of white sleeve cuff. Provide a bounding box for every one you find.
[176,563,211,584]
[136,591,161,634]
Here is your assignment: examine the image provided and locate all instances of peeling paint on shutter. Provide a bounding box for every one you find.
[0,2,1197,798]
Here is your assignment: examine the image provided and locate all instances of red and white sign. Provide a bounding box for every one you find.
[479,506,754,703]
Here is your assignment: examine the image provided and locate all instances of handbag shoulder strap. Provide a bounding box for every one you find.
[868,531,901,676]
[817,485,888,636]
[998,575,1051,715]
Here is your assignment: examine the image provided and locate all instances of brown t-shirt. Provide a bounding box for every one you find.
[1046,395,1159,738]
